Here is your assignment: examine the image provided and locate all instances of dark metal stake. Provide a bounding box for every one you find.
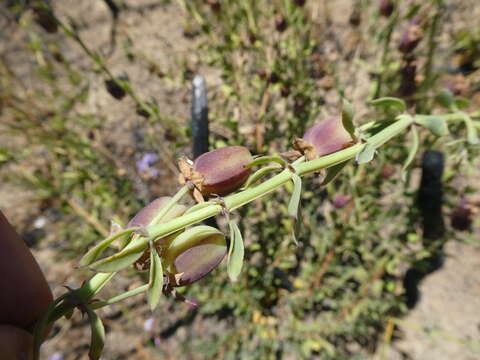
[191,75,209,159]
[404,150,445,308]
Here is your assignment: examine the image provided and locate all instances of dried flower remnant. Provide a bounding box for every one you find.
[293,117,355,160]
[179,146,253,199]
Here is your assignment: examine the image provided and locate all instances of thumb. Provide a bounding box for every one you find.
[0,324,33,360]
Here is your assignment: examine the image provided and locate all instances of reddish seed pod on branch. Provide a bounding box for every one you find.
[450,200,473,231]
[127,197,187,271]
[127,197,186,228]
[163,226,227,287]
[293,117,355,160]
[179,146,253,199]
[398,22,423,54]
[379,0,394,18]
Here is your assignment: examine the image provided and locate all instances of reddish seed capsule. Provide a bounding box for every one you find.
[127,197,186,271]
[293,117,354,160]
[398,24,423,54]
[379,0,394,18]
[332,194,350,209]
[450,200,473,231]
[275,15,288,33]
[293,0,306,6]
[179,146,253,198]
[127,197,186,228]
[163,226,227,287]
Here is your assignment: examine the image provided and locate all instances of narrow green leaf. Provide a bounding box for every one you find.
[415,116,449,136]
[288,174,302,220]
[369,97,406,112]
[321,161,348,185]
[356,143,376,164]
[245,155,286,168]
[79,228,136,267]
[291,207,303,246]
[243,164,282,189]
[227,221,244,282]
[148,244,163,311]
[435,89,455,109]
[89,236,146,273]
[342,98,356,139]
[84,306,106,360]
[460,112,480,145]
[401,125,419,181]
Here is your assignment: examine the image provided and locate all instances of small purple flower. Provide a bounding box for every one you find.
[144,317,155,332]
[154,336,161,347]
[136,153,159,178]
[48,353,64,360]
[332,194,350,209]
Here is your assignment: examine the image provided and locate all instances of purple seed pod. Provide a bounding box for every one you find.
[398,24,423,54]
[127,197,187,271]
[332,194,350,209]
[163,226,227,287]
[180,146,253,198]
[379,0,394,18]
[293,117,354,160]
[275,15,288,33]
[127,197,186,228]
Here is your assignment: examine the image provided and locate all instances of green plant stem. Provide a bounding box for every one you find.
[91,285,149,309]
[420,0,444,95]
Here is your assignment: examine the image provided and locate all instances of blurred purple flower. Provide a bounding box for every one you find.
[48,353,64,360]
[332,194,350,209]
[154,336,161,347]
[136,153,159,178]
[144,317,155,332]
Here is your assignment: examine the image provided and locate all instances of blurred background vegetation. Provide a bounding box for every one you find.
[1,0,480,359]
